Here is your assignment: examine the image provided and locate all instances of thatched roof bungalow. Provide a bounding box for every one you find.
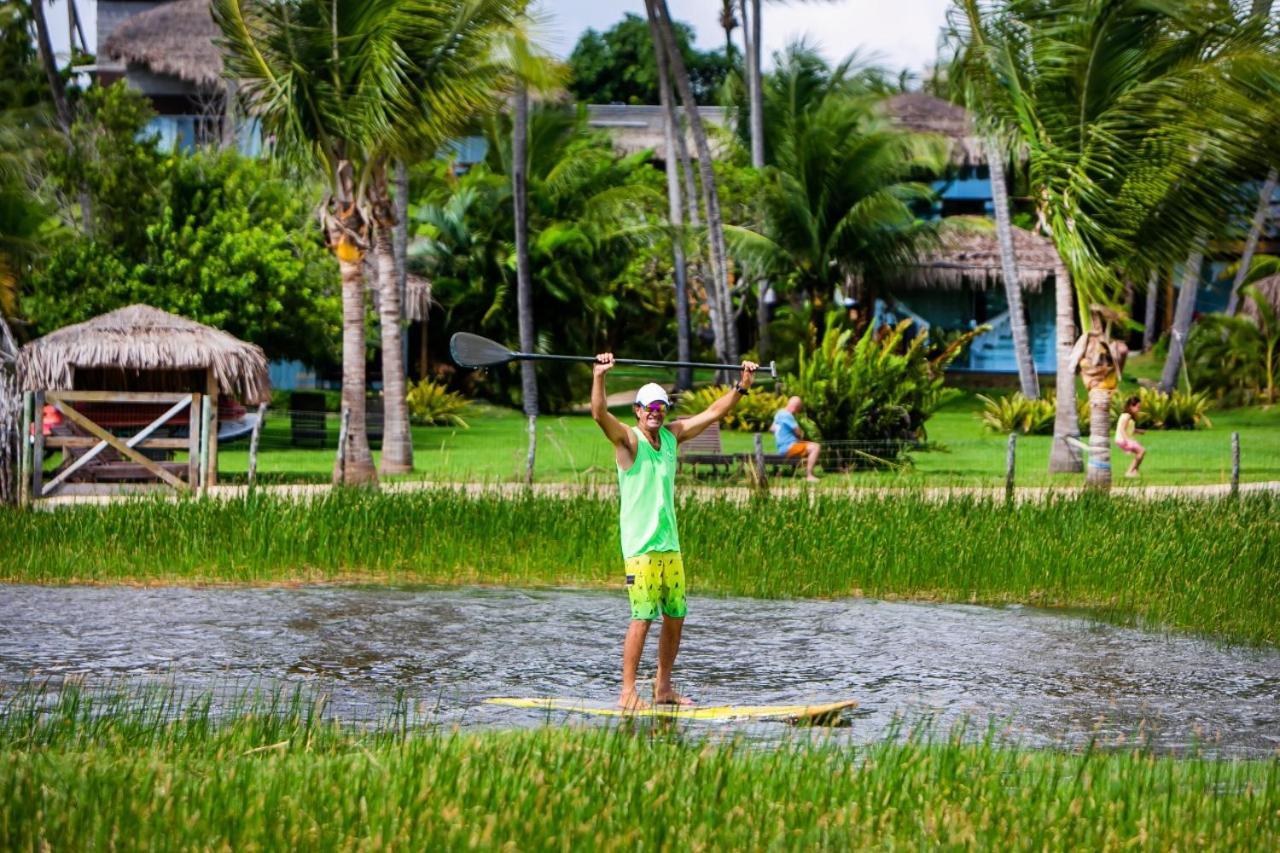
[1240,274,1280,324]
[17,304,270,404]
[890,218,1061,294]
[100,0,223,91]
[880,93,985,168]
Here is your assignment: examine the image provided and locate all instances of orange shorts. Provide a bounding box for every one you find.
[785,441,816,457]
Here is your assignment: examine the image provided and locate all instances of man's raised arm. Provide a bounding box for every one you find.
[671,361,758,444]
[591,353,631,445]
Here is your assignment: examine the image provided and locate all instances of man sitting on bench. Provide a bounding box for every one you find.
[771,396,821,482]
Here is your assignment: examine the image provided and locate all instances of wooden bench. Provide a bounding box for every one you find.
[676,420,803,477]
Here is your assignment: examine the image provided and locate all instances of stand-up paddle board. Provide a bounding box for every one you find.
[484,698,858,726]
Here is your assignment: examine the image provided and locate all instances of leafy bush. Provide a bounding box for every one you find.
[785,315,983,468]
[1111,387,1212,430]
[1185,287,1279,406]
[406,379,470,427]
[673,385,790,432]
[977,392,1090,435]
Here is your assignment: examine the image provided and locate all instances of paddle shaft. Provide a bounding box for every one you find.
[510,351,777,380]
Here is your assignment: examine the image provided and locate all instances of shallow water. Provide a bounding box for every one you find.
[1,585,1278,756]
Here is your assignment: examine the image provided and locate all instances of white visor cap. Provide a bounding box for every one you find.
[635,383,670,407]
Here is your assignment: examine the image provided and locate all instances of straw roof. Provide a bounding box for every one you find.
[102,0,223,90]
[1241,274,1280,325]
[880,93,985,168]
[17,305,270,404]
[890,217,1062,293]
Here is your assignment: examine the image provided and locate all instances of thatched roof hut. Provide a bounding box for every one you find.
[1240,274,1280,324]
[880,93,985,168]
[101,0,223,90]
[889,217,1062,293]
[17,305,270,404]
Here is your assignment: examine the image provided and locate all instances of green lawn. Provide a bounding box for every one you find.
[217,388,1280,487]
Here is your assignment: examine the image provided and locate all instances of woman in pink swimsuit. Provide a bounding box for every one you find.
[1115,396,1146,478]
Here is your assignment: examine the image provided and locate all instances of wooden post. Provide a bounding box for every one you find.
[205,370,219,487]
[30,391,44,499]
[247,402,267,488]
[18,391,32,507]
[1005,432,1017,502]
[1231,431,1240,498]
[198,395,213,495]
[751,432,769,494]
[335,404,351,484]
[187,393,202,489]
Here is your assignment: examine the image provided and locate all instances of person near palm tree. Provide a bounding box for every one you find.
[591,352,758,710]
[1115,396,1146,478]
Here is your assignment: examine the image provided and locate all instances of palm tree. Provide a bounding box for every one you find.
[648,0,737,363]
[727,46,946,320]
[214,0,520,484]
[955,0,1280,488]
[984,136,1038,399]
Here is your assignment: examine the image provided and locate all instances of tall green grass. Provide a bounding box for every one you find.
[2,491,1277,643]
[1,684,1277,849]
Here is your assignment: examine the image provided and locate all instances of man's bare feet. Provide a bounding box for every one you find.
[618,690,650,711]
[806,475,820,483]
[653,690,694,706]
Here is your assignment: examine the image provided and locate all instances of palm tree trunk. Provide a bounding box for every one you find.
[985,137,1038,399]
[1226,168,1276,316]
[1159,249,1203,393]
[1084,387,1113,490]
[31,0,91,233]
[647,9,693,390]
[370,169,413,475]
[744,0,764,168]
[1048,259,1082,473]
[394,160,410,376]
[328,163,376,486]
[1142,270,1159,351]
[652,0,736,364]
[514,84,538,486]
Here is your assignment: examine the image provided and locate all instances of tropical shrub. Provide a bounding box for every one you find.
[406,379,470,428]
[1185,287,1279,406]
[785,314,982,467]
[674,386,790,432]
[1111,387,1212,431]
[977,392,1090,435]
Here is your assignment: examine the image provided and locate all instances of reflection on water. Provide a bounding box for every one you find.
[1,585,1277,756]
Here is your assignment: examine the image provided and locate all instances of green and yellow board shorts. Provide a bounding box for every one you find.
[624,551,687,621]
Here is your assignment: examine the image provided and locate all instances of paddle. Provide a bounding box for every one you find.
[450,332,778,380]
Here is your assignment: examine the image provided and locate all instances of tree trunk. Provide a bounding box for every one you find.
[985,138,1038,399]
[1159,249,1202,393]
[1226,168,1276,316]
[514,84,538,486]
[1048,260,1083,473]
[652,0,736,364]
[744,0,764,168]
[647,9,693,390]
[394,161,410,377]
[1084,387,1113,491]
[31,0,92,233]
[370,169,413,475]
[1142,270,1159,351]
[757,280,772,361]
[328,164,376,486]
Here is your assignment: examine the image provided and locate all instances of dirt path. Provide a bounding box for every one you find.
[35,478,1280,508]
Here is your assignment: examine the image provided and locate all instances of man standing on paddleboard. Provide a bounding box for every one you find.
[591,354,758,709]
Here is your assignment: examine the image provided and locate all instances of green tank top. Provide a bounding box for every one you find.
[617,426,680,558]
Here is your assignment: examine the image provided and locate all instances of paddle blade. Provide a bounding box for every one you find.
[450,333,514,368]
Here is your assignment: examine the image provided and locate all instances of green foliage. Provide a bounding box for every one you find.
[1186,288,1280,406]
[413,107,663,410]
[567,13,731,105]
[727,45,947,308]
[674,385,790,432]
[406,378,470,427]
[978,392,1057,435]
[26,137,341,367]
[785,315,981,467]
[1112,387,1212,431]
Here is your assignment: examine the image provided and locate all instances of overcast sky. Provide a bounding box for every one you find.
[537,0,955,75]
[43,0,954,78]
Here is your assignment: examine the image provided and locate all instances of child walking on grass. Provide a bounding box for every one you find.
[1115,395,1146,478]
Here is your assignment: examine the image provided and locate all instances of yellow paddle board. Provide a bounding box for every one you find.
[484,697,858,726]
